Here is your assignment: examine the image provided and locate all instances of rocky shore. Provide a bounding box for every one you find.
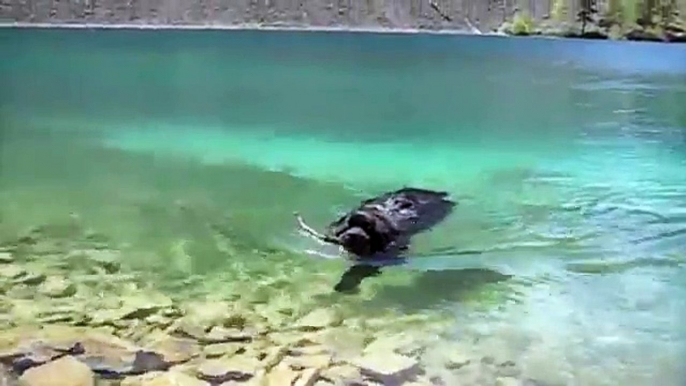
[1,0,684,43]
[496,15,686,43]
[0,222,539,386]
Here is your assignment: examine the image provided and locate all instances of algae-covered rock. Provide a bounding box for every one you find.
[176,301,236,333]
[196,356,259,383]
[202,342,244,358]
[15,271,47,286]
[295,308,342,332]
[37,304,85,324]
[38,276,77,298]
[91,293,172,325]
[267,331,319,348]
[18,356,95,386]
[259,346,289,372]
[0,264,26,279]
[5,325,170,378]
[265,363,299,386]
[283,354,331,371]
[444,350,472,370]
[496,377,524,386]
[349,350,421,385]
[8,299,45,325]
[320,364,361,385]
[294,368,321,386]
[496,360,521,378]
[316,327,367,359]
[0,337,81,375]
[0,252,14,264]
[69,249,121,274]
[143,334,201,363]
[121,370,209,386]
[204,326,255,343]
[363,333,424,358]
[121,293,173,319]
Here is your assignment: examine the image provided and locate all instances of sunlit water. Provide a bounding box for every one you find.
[2,28,686,385]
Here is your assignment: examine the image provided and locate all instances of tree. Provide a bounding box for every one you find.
[577,0,598,33]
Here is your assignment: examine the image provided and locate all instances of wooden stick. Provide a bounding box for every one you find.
[293,212,340,245]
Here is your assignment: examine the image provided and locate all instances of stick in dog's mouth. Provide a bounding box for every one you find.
[293,212,341,245]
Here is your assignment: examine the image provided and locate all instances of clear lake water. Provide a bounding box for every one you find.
[1,28,686,385]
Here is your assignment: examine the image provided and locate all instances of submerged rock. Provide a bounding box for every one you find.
[121,370,210,386]
[294,368,322,386]
[18,356,95,386]
[363,333,424,358]
[196,356,259,383]
[496,377,524,386]
[204,326,255,343]
[143,334,201,363]
[320,365,362,385]
[0,264,26,280]
[0,252,14,264]
[496,360,521,378]
[266,363,300,386]
[444,351,472,370]
[283,353,331,371]
[38,276,77,298]
[0,339,81,375]
[202,342,244,358]
[90,293,173,325]
[82,350,173,379]
[0,325,182,379]
[295,308,342,332]
[267,331,319,348]
[69,249,121,274]
[350,351,421,385]
[15,271,47,286]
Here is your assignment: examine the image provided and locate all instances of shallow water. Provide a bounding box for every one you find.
[1,28,686,385]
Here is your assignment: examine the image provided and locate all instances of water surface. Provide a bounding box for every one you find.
[1,28,686,385]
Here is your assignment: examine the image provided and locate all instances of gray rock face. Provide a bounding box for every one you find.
[0,0,557,34]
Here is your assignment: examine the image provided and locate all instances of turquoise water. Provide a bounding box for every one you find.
[2,28,686,384]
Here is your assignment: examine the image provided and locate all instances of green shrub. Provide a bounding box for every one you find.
[512,11,535,35]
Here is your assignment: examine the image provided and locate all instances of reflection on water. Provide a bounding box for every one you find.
[1,28,686,385]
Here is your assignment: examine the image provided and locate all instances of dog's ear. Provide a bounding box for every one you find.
[348,211,375,231]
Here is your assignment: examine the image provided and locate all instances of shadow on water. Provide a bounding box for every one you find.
[361,268,513,313]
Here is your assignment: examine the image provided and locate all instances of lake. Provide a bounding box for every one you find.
[1,28,685,385]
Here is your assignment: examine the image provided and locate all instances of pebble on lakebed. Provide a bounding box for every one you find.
[0,230,533,386]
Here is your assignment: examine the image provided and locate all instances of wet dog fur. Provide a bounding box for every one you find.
[295,187,456,292]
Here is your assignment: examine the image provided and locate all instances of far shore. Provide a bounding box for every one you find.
[2,21,684,45]
[0,21,502,36]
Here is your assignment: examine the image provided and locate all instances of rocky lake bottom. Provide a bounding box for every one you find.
[0,225,534,386]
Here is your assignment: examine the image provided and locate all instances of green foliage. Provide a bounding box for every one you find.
[577,0,598,33]
[512,11,536,35]
[506,0,683,40]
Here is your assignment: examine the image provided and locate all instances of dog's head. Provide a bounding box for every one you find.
[339,226,372,256]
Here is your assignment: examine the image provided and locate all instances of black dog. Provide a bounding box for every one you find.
[295,187,457,292]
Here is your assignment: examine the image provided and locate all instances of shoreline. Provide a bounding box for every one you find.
[2,21,684,44]
[0,21,500,36]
